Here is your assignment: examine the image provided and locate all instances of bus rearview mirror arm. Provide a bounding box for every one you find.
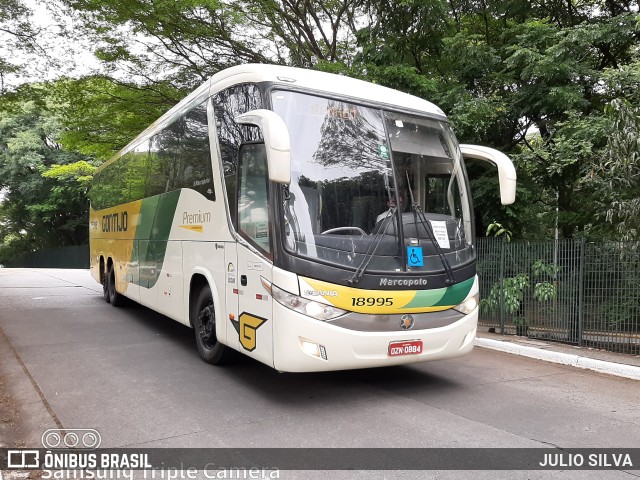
[460,144,517,205]
[235,109,291,185]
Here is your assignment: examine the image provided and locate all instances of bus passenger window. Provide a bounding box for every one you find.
[122,140,148,204]
[144,100,214,200]
[89,155,125,210]
[237,143,270,254]
[147,128,176,197]
[177,103,215,200]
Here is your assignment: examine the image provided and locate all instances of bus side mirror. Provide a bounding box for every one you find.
[235,109,291,185]
[460,144,517,205]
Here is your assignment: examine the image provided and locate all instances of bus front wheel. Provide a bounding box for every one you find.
[192,286,228,365]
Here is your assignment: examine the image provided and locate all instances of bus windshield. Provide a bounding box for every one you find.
[271,90,474,275]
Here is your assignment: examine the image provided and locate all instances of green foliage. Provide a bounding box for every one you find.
[42,161,96,185]
[481,259,557,328]
[58,0,365,86]
[531,259,558,305]
[532,259,559,278]
[0,0,38,85]
[486,222,512,242]
[481,273,530,316]
[0,89,95,263]
[49,77,182,160]
[363,65,439,99]
[533,281,557,302]
[356,0,450,72]
[598,98,640,241]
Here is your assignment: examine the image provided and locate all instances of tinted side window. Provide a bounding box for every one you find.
[175,102,214,199]
[213,84,263,225]
[146,100,213,199]
[121,140,149,203]
[91,100,214,209]
[90,160,121,210]
[89,169,105,210]
[147,122,179,197]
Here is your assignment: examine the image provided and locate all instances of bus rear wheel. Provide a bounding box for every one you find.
[107,264,125,307]
[102,268,110,303]
[192,286,228,365]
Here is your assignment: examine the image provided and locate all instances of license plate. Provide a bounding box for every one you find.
[388,340,423,357]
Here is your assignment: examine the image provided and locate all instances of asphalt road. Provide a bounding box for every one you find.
[1,268,639,480]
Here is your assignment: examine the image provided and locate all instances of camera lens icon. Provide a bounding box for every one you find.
[42,429,102,449]
[82,431,101,449]
[43,430,62,448]
[64,432,79,447]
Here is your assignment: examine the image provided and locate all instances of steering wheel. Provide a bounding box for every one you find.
[320,227,366,236]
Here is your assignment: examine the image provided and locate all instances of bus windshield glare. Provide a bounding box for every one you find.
[272,90,475,276]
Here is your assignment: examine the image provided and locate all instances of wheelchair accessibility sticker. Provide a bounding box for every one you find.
[407,246,424,267]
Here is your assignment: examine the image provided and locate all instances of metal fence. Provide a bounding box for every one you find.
[1,244,90,268]
[477,238,640,355]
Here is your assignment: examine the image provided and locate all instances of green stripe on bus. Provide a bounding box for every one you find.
[132,190,181,289]
[132,195,159,287]
[434,277,475,307]
[401,288,447,309]
[401,276,474,309]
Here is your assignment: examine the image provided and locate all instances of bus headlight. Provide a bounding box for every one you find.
[261,278,346,321]
[453,293,479,315]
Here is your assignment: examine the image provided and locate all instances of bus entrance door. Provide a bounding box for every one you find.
[234,245,274,367]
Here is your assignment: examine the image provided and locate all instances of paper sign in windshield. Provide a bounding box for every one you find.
[429,221,450,249]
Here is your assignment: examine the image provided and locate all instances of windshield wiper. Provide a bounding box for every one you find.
[406,173,456,285]
[347,205,398,286]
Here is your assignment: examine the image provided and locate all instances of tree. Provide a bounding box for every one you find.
[598,98,640,242]
[0,0,39,90]
[50,76,183,159]
[0,88,96,263]
[57,0,365,89]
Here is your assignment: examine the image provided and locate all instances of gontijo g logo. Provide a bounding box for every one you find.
[230,313,267,352]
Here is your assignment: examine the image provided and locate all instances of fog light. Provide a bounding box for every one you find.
[301,340,320,357]
[300,339,328,360]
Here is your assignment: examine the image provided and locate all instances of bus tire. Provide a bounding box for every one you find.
[107,264,126,307]
[102,268,110,303]
[192,285,228,365]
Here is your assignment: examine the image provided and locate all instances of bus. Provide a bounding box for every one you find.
[89,64,516,372]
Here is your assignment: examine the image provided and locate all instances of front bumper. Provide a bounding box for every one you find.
[272,303,478,372]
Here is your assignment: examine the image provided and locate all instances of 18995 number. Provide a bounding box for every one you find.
[351,297,393,307]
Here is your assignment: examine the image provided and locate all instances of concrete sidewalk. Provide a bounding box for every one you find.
[475,327,640,381]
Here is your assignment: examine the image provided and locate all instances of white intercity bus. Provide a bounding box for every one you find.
[89,64,516,372]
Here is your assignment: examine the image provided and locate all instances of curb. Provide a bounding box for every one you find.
[475,337,640,382]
